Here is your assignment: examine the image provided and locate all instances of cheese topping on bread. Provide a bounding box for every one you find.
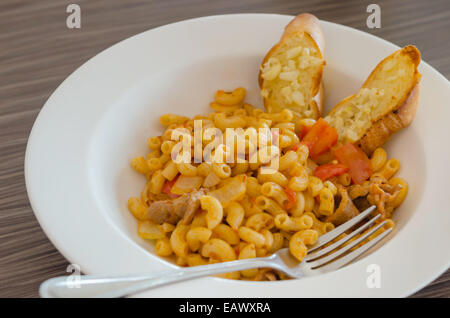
[261,45,323,118]
[326,88,385,142]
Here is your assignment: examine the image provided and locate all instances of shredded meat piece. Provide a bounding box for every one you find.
[345,175,403,219]
[348,181,370,200]
[325,185,360,226]
[367,183,401,219]
[147,189,205,225]
[353,196,371,211]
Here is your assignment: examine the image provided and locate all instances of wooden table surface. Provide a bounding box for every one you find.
[1,0,449,298]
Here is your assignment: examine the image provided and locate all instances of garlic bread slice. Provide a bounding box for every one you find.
[325,45,421,154]
[259,13,325,119]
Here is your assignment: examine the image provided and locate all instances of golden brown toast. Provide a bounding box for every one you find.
[325,45,421,154]
[259,13,325,120]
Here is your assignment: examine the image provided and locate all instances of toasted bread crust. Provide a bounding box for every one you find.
[258,13,325,118]
[283,13,325,55]
[313,82,324,117]
[357,84,420,154]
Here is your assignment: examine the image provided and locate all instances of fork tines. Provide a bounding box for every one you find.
[305,205,393,273]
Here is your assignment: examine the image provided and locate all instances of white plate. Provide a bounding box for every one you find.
[25,14,450,297]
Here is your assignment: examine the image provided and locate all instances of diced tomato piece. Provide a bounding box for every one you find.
[302,118,338,159]
[161,181,173,194]
[299,124,312,140]
[302,118,328,144]
[334,143,372,184]
[162,174,180,197]
[314,163,349,181]
[283,187,297,210]
[310,126,338,159]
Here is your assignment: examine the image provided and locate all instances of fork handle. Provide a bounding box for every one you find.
[40,256,279,298]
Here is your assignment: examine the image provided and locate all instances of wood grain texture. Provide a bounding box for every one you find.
[0,0,449,298]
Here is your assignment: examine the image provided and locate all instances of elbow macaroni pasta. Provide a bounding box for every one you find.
[200,195,224,229]
[128,87,408,281]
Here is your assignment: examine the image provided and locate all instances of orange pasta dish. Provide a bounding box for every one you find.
[127,87,408,281]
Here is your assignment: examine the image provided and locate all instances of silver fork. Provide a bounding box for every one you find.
[40,205,391,298]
